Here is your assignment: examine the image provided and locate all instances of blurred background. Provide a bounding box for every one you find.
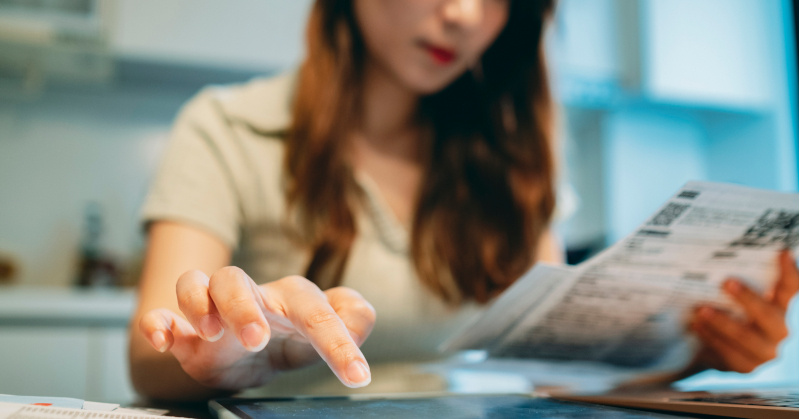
[0,0,796,403]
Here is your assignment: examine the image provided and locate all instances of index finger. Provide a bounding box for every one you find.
[266,276,371,388]
[770,250,799,310]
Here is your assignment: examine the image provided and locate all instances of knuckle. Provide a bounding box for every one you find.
[223,294,257,317]
[213,266,247,281]
[351,300,377,323]
[207,267,250,295]
[177,269,205,285]
[305,309,340,331]
[327,287,376,318]
[140,309,160,323]
[139,312,159,333]
[328,286,359,298]
[176,269,206,292]
[153,308,175,320]
[281,275,314,291]
[177,287,209,312]
[178,287,208,312]
[185,268,206,278]
[328,338,355,358]
[139,309,175,336]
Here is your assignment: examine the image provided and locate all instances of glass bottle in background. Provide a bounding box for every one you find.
[75,202,120,287]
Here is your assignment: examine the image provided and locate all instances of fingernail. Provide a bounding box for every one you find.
[200,315,224,342]
[240,322,268,351]
[724,280,742,294]
[346,360,371,387]
[152,331,168,352]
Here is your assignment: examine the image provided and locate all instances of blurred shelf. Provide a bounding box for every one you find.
[0,286,135,327]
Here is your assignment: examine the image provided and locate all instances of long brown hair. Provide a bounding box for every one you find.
[286,0,557,304]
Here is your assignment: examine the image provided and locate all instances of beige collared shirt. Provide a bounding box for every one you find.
[142,71,482,395]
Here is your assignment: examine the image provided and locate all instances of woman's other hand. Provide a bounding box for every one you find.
[139,270,376,390]
[690,250,799,373]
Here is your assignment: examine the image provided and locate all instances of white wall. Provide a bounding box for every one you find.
[0,90,179,286]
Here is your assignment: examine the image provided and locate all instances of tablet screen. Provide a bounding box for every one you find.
[213,394,677,419]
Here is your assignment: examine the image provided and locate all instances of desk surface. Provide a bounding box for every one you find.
[145,396,710,419]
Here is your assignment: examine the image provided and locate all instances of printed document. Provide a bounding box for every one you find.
[443,181,799,372]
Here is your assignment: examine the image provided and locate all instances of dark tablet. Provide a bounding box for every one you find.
[209,393,687,419]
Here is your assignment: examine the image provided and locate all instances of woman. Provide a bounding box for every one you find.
[129,0,798,401]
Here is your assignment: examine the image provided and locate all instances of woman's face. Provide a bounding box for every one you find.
[354,0,510,95]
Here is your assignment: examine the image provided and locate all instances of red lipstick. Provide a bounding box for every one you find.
[423,43,457,65]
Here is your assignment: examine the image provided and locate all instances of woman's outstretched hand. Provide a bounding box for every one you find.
[138,267,376,391]
[690,250,798,373]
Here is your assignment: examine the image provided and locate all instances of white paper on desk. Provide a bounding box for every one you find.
[0,402,185,419]
[443,181,799,372]
[0,395,84,409]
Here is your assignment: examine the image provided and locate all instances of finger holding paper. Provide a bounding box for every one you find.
[690,250,799,373]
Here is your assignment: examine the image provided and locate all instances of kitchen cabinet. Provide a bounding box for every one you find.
[551,0,781,110]
[554,0,796,247]
[0,287,136,403]
[641,0,774,109]
[108,0,313,71]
